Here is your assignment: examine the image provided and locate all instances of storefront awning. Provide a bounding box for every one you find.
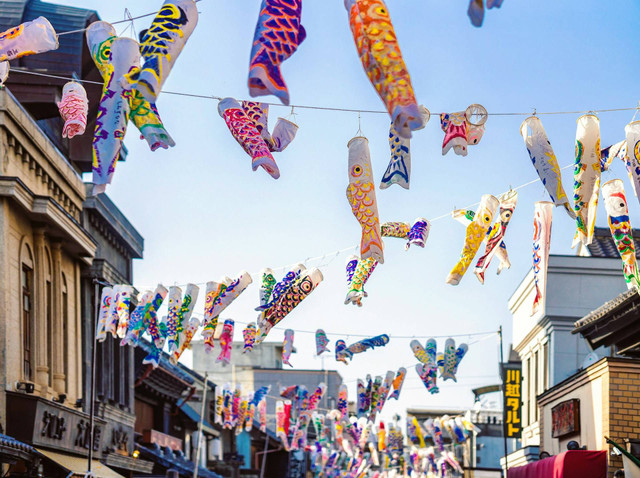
[507,450,606,478]
[37,448,125,478]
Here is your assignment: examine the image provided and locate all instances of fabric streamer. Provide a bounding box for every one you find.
[243,323,257,353]
[217,319,235,364]
[375,371,395,414]
[241,101,298,152]
[347,136,384,263]
[258,269,277,309]
[467,0,503,27]
[412,417,426,449]
[316,329,330,355]
[532,201,553,316]
[338,384,348,419]
[257,268,323,343]
[602,179,640,293]
[624,121,640,203]
[437,338,468,382]
[415,338,438,394]
[453,208,511,278]
[440,105,487,157]
[0,16,58,62]
[447,194,499,285]
[335,334,389,364]
[276,400,290,450]
[381,218,430,250]
[104,285,121,339]
[389,367,406,400]
[219,97,280,179]
[130,285,167,349]
[121,291,152,346]
[86,23,137,195]
[0,61,8,87]
[202,272,252,351]
[95,287,113,341]
[248,0,305,105]
[344,255,377,306]
[57,81,88,139]
[357,380,367,417]
[258,398,267,433]
[164,286,184,352]
[258,264,305,311]
[114,285,133,339]
[282,329,294,367]
[168,283,199,354]
[520,116,575,218]
[171,316,200,365]
[345,0,421,138]
[380,105,430,189]
[473,190,518,284]
[572,114,601,248]
[121,0,198,104]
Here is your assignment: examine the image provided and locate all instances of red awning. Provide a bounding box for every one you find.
[507,450,607,478]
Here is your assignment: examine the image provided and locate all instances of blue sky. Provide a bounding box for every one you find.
[60,0,640,419]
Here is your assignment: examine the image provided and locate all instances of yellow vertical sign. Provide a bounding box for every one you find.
[502,363,522,438]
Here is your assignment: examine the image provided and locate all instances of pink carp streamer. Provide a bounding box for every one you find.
[58,81,88,139]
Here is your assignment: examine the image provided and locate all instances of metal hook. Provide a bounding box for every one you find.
[355,112,363,137]
[532,108,537,116]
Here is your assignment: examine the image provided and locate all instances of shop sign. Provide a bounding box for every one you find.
[502,362,522,438]
[552,399,580,438]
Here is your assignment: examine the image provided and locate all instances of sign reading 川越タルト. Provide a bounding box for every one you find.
[502,362,522,438]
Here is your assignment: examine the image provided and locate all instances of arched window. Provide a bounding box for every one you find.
[44,247,52,387]
[61,273,68,393]
[20,242,34,381]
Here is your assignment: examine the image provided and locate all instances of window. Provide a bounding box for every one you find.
[62,274,68,393]
[534,350,539,421]
[543,342,549,390]
[45,248,52,387]
[22,265,33,381]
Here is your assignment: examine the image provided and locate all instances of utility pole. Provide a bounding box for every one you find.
[499,326,509,476]
[193,372,209,478]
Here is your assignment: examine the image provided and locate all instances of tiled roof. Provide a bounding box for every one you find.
[0,0,99,75]
[136,443,221,478]
[574,288,637,330]
[587,227,640,259]
[0,433,35,454]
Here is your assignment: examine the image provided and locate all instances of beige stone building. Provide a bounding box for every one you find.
[0,87,95,413]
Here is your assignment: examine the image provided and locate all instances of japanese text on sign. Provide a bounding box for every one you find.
[502,363,522,438]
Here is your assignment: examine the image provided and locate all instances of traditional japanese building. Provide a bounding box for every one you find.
[0,1,142,476]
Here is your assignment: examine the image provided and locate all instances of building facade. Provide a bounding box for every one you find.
[506,253,628,466]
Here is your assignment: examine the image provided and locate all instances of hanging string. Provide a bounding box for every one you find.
[55,0,204,37]
[8,69,640,117]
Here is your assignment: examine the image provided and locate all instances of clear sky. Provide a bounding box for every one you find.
[60,0,640,421]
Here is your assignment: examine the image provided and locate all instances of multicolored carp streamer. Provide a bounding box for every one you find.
[520,116,575,218]
[276,400,290,450]
[468,0,504,27]
[88,21,175,154]
[344,255,377,306]
[219,97,280,179]
[424,419,445,453]
[248,0,305,105]
[532,201,553,316]
[282,328,294,367]
[0,16,58,62]
[414,338,438,394]
[335,334,389,364]
[625,121,640,203]
[202,272,252,351]
[258,398,267,433]
[381,218,430,250]
[316,329,330,355]
[437,338,468,382]
[440,107,486,156]
[171,316,200,365]
[347,136,384,263]
[241,101,298,152]
[357,379,367,417]
[453,207,511,279]
[258,268,277,309]
[374,371,395,415]
[217,319,235,365]
[167,283,199,354]
[242,323,257,353]
[58,81,88,139]
[104,285,121,339]
[96,287,113,341]
[121,0,198,104]
[389,367,406,400]
[338,384,348,419]
[447,194,499,285]
[473,190,517,283]
[257,268,323,343]
[87,27,138,195]
[602,179,640,293]
[121,291,151,345]
[140,286,170,367]
[380,106,430,189]
[572,114,601,248]
[345,0,421,138]
[114,285,133,339]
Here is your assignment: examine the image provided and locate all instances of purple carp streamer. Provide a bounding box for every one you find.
[248,0,306,105]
